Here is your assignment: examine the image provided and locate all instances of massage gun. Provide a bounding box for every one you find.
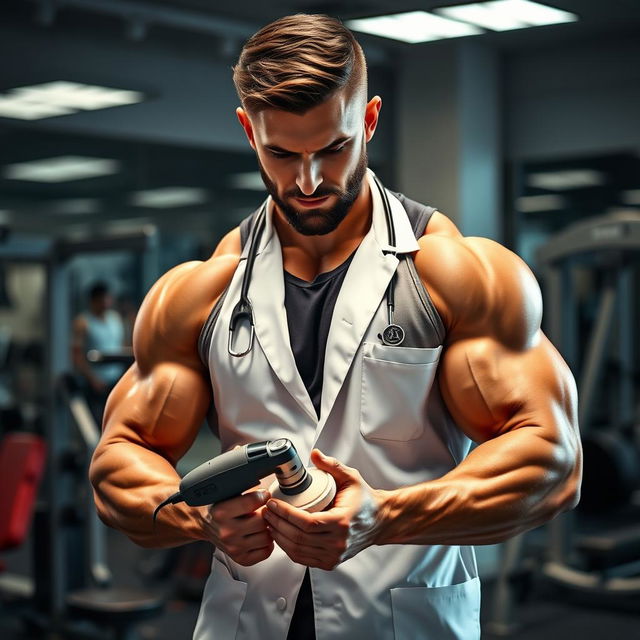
[153,439,336,522]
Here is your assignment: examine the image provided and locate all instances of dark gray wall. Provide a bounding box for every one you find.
[505,36,640,160]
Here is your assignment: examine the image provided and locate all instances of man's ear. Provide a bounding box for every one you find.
[236,107,256,150]
[363,96,382,143]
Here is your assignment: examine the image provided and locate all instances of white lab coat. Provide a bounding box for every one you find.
[195,170,480,639]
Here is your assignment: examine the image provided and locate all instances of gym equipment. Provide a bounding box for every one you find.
[0,228,163,638]
[488,211,640,635]
[155,438,336,520]
[0,433,46,553]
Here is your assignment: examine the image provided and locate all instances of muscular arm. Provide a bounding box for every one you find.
[89,241,240,548]
[374,235,582,546]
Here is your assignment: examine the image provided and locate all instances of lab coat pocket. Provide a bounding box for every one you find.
[193,554,248,640]
[360,344,442,441]
[390,577,480,640]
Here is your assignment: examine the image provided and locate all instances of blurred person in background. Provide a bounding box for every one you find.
[72,281,125,422]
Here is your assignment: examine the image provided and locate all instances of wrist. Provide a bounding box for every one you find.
[371,487,397,546]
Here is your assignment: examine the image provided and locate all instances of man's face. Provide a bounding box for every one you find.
[91,293,112,315]
[238,88,380,236]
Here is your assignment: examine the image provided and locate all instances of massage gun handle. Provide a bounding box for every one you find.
[178,439,295,506]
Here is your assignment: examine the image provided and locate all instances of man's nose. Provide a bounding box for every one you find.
[296,158,322,196]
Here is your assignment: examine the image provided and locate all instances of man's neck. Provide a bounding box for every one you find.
[273,180,372,279]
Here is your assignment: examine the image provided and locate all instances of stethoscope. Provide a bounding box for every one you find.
[228,174,405,357]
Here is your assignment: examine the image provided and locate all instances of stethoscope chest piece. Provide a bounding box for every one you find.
[380,323,405,346]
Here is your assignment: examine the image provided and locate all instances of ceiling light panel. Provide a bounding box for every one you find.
[0,96,74,120]
[10,81,144,111]
[3,156,120,183]
[436,1,578,32]
[0,81,144,121]
[130,187,208,208]
[346,11,482,43]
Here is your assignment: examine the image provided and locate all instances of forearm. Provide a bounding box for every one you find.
[72,348,101,386]
[90,441,208,548]
[374,426,581,546]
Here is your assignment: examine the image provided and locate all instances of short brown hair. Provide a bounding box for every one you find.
[233,14,367,114]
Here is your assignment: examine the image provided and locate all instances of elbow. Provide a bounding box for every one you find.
[549,457,583,519]
[556,479,581,515]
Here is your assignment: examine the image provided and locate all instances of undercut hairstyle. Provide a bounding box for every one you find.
[233,14,367,114]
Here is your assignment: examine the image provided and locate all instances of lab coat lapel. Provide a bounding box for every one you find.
[316,171,419,435]
[249,202,318,423]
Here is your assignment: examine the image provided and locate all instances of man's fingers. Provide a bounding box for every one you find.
[266,498,334,533]
[268,526,338,571]
[310,449,358,485]
[268,526,327,561]
[264,509,329,551]
[212,490,271,519]
[235,541,275,567]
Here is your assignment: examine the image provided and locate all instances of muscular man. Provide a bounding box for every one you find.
[90,14,581,640]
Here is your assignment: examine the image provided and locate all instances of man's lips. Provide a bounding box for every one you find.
[293,195,331,208]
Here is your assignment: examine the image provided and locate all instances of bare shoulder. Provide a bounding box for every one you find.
[134,227,241,371]
[423,210,464,238]
[414,230,542,349]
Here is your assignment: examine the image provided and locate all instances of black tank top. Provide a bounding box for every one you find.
[284,252,356,418]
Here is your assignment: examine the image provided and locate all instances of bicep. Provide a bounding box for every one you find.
[439,331,578,447]
[101,359,212,465]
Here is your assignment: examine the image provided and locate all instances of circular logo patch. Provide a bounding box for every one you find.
[381,324,405,346]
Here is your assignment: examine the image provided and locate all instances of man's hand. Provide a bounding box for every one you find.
[263,450,385,571]
[203,490,274,566]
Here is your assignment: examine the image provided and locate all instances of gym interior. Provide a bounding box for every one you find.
[1,1,639,638]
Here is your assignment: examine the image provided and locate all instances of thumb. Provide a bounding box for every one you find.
[310,449,357,484]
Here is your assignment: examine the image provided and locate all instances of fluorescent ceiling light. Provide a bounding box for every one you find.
[346,11,482,43]
[3,156,120,183]
[621,189,640,205]
[10,81,144,111]
[528,169,605,191]
[0,81,144,121]
[517,194,565,212]
[0,96,74,120]
[435,1,578,32]
[47,198,101,215]
[229,172,265,191]
[130,187,208,208]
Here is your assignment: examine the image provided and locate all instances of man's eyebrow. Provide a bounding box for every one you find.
[264,136,351,154]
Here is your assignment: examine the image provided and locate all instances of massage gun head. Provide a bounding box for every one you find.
[267,439,336,512]
[269,439,313,496]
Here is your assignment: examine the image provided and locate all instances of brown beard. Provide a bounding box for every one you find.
[257,144,368,236]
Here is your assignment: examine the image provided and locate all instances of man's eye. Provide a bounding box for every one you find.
[326,146,345,154]
[269,150,292,158]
